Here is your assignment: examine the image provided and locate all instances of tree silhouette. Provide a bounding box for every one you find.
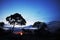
[6,13,26,32]
[33,21,47,29]
[33,21,42,29]
[0,22,5,28]
[33,21,49,36]
[0,22,5,35]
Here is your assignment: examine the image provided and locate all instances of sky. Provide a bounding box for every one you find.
[0,0,60,26]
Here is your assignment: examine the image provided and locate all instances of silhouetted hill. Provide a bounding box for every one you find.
[47,21,60,32]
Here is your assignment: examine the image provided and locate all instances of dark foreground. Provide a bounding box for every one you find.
[0,28,60,40]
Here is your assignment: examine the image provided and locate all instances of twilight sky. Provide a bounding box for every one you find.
[0,0,60,26]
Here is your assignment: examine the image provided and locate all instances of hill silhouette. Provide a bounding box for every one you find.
[47,21,60,32]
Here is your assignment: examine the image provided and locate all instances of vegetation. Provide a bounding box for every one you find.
[0,13,60,40]
[0,22,5,28]
[33,21,47,29]
[6,13,26,32]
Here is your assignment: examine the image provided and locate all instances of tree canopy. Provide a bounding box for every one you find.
[6,13,26,32]
[33,21,47,29]
[6,13,26,25]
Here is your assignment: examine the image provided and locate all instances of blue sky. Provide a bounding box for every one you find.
[0,0,60,25]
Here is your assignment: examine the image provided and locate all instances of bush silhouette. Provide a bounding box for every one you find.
[0,22,5,28]
[33,21,50,37]
[33,21,47,29]
[0,27,22,40]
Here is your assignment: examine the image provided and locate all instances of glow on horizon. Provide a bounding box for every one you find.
[2,19,45,27]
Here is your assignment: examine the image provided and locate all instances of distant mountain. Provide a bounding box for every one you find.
[23,25,32,28]
[14,25,33,32]
[47,21,60,32]
[3,25,38,32]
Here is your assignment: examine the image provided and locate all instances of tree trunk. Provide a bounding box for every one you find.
[12,24,15,32]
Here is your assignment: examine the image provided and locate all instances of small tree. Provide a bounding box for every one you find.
[6,13,26,32]
[33,21,47,29]
[33,21,48,35]
[0,22,5,28]
[33,21,41,29]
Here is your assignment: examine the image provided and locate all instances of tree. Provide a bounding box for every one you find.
[33,21,47,29]
[33,21,40,29]
[6,13,26,32]
[0,22,5,28]
[33,21,50,36]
